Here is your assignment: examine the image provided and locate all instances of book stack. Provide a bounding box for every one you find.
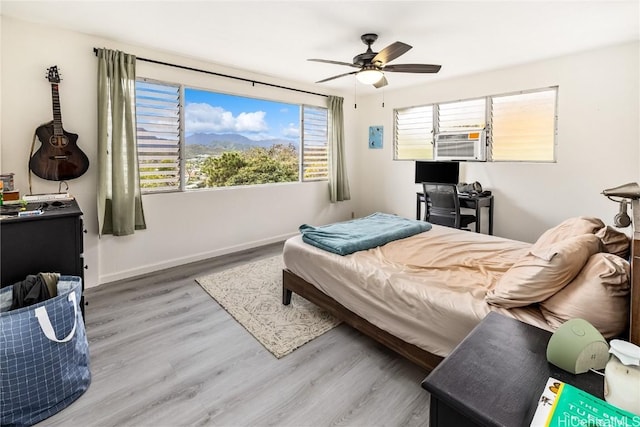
[530,377,639,426]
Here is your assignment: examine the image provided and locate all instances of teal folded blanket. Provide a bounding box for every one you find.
[299,212,432,256]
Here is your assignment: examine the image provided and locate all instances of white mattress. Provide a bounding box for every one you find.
[283,224,551,357]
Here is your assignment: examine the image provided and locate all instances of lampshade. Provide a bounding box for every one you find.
[356,69,384,85]
[602,182,640,199]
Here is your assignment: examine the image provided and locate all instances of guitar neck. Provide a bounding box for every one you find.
[51,83,64,136]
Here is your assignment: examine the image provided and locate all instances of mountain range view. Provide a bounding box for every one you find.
[185,133,298,158]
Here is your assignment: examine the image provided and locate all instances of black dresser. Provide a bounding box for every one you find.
[1,199,85,289]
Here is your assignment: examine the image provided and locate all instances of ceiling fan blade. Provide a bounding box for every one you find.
[371,41,412,65]
[373,75,388,89]
[316,70,358,83]
[383,64,442,73]
[308,59,360,68]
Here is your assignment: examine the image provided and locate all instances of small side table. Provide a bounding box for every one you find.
[421,312,604,427]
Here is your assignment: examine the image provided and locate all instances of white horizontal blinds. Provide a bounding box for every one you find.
[135,80,181,193]
[437,98,486,132]
[394,105,434,160]
[491,88,557,161]
[302,105,329,181]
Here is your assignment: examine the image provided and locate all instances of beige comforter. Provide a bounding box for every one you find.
[283,224,552,357]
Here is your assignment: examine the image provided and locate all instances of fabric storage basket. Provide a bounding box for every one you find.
[0,276,91,426]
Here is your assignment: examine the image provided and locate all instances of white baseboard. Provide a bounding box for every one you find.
[95,232,297,286]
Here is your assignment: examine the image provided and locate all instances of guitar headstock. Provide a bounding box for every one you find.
[47,66,61,84]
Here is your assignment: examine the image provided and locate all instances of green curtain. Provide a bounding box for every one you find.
[96,48,146,236]
[328,96,351,203]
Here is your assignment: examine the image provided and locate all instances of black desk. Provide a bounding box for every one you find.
[416,192,494,235]
[421,312,604,427]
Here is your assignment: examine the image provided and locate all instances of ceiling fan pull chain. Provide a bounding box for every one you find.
[354,77,357,109]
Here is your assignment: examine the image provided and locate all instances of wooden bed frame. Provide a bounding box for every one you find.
[283,202,640,372]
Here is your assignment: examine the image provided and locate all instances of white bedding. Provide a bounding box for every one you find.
[283,224,552,357]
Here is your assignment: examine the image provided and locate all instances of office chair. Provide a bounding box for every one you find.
[422,182,477,230]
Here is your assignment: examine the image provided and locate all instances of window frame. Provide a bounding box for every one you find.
[393,86,558,163]
[135,78,329,194]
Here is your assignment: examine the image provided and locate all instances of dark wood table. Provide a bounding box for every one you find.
[421,312,604,427]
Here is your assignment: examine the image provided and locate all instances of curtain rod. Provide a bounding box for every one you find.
[92,48,328,98]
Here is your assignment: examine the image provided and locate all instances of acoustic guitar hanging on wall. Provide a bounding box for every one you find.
[29,66,89,181]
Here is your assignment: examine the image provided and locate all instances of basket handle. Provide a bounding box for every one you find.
[34,290,78,343]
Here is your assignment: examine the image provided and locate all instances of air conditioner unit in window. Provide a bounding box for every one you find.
[435,130,487,161]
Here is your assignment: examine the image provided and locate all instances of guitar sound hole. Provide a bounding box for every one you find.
[50,135,69,148]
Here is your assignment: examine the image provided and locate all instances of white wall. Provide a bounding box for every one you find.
[1,16,357,287]
[353,42,640,243]
[2,16,638,288]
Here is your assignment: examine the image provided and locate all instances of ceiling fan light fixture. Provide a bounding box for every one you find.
[356,69,384,84]
[309,33,441,87]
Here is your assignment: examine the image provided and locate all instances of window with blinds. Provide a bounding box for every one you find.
[135,79,329,193]
[135,80,181,193]
[302,105,329,181]
[393,87,557,162]
[490,88,557,162]
[394,105,434,160]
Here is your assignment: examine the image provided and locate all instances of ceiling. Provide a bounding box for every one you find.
[2,1,639,94]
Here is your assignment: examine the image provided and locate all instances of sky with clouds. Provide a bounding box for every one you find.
[184,88,300,142]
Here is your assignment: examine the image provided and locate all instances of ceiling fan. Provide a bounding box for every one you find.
[309,33,441,88]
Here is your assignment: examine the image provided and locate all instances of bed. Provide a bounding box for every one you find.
[282,203,640,371]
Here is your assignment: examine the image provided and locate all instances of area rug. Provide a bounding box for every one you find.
[195,255,341,358]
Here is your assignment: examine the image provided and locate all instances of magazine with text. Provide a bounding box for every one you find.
[530,377,640,427]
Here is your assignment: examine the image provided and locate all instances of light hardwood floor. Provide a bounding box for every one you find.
[43,242,431,427]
